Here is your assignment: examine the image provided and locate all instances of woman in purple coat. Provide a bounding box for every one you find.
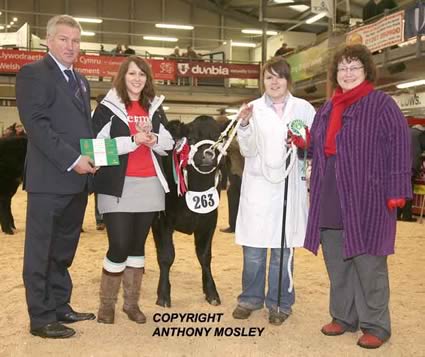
[304,44,412,349]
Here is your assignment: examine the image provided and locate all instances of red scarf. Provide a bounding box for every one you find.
[324,81,374,156]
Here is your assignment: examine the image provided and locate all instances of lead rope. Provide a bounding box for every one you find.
[288,248,294,293]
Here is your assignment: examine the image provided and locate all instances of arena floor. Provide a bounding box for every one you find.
[1,188,424,356]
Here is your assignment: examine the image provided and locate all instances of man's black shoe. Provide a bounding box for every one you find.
[57,310,96,324]
[220,227,235,233]
[30,322,75,339]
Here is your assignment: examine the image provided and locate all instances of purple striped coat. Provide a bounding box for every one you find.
[304,90,412,258]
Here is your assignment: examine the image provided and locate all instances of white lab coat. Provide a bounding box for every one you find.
[235,93,315,248]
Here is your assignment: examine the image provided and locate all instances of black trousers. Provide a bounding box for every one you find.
[227,174,242,231]
[103,212,154,267]
[23,191,88,329]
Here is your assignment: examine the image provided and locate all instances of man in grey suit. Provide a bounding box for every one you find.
[16,15,97,339]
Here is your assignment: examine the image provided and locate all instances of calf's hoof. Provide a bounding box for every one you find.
[156,297,171,308]
[206,295,221,306]
[2,228,14,235]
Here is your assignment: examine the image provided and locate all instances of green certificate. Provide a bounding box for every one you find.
[80,138,120,166]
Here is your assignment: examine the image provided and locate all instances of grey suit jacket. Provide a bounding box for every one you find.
[16,54,93,194]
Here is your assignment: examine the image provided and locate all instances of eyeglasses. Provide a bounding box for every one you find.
[337,66,364,73]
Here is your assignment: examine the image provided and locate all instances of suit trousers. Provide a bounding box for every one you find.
[23,191,88,329]
[320,229,391,341]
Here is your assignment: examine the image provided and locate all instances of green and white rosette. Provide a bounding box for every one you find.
[288,119,307,176]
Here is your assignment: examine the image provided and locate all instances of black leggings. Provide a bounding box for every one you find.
[103,212,155,263]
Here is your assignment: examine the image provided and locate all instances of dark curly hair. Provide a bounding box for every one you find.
[329,44,377,89]
[113,55,156,110]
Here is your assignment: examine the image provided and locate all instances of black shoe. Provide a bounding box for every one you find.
[220,227,235,233]
[30,322,75,339]
[57,310,96,324]
[269,310,289,326]
[232,305,252,319]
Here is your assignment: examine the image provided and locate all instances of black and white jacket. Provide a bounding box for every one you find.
[91,88,174,197]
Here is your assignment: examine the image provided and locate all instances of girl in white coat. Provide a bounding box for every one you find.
[232,57,315,325]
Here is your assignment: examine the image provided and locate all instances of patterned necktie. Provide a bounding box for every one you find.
[64,69,84,110]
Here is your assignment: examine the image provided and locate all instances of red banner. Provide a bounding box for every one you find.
[0,50,176,80]
[0,50,259,80]
[176,61,260,79]
[0,50,45,72]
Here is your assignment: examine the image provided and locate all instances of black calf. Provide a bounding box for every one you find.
[152,116,222,307]
[0,136,27,235]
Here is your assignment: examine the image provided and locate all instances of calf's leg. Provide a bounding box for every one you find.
[0,196,14,235]
[152,212,175,307]
[6,195,16,230]
[194,215,221,305]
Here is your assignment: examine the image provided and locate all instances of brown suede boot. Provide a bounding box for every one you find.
[97,269,123,324]
[122,267,146,324]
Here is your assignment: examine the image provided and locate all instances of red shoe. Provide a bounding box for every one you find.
[321,321,345,336]
[357,333,384,349]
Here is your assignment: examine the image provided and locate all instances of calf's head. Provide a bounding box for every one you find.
[186,115,221,174]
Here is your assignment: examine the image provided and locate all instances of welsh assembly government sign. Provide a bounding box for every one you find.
[0,50,260,80]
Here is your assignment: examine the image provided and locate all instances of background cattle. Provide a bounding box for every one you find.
[152,116,223,307]
[0,135,27,235]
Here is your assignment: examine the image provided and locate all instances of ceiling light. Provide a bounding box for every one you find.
[242,29,278,36]
[10,21,14,25]
[396,79,425,89]
[231,41,256,48]
[75,17,103,24]
[13,17,18,21]
[274,0,294,3]
[155,23,194,30]
[6,24,10,28]
[143,35,178,42]
[225,108,239,114]
[162,106,170,111]
[81,31,96,36]
[306,12,327,24]
[0,26,4,30]
[289,5,310,12]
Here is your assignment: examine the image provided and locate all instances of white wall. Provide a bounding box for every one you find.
[0,32,17,47]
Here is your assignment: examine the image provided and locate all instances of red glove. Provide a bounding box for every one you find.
[289,127,310,149]
[386,198,406,211]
